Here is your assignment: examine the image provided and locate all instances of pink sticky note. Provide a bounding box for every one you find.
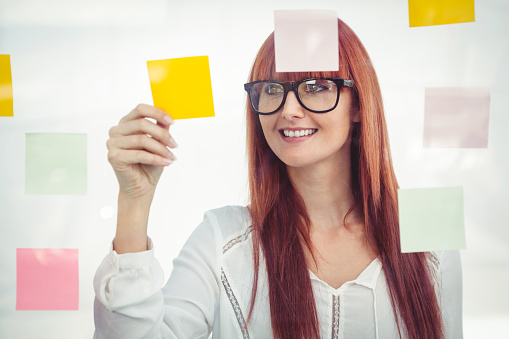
[423,87,490,148]
[16,248,79,310]
[274,10,339,72]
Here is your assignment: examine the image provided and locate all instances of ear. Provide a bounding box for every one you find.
[350,104,361,123]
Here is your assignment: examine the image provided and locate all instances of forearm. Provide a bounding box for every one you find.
[114,190,154,254]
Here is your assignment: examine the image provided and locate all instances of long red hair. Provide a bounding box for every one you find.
[246,18,443,339]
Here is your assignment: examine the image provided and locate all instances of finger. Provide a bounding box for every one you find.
[120,104,174,127]
[109,149,174,167]
[107,134,176,161]
[112,119,176,148]
[155,119,178,148]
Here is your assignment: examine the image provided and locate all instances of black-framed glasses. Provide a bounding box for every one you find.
[244,78,354,115]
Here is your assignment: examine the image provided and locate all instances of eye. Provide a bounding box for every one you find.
[305,84,328,94]
[305,83,331,94]
[301,80,336,96]
[264,84,283,95]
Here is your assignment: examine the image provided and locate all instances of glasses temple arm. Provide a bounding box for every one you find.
[344,79,354,88]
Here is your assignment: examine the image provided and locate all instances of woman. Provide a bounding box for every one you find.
[94,18,462,338]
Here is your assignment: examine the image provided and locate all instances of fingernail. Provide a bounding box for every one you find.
[162,158,172,165]
[169,137,178,148]
[168,151,177,161]
[164,115,174,125]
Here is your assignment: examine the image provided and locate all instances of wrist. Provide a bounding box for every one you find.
[114,192,153,253]
[118,186,156,205]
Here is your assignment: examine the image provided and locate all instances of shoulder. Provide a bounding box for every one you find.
[197,205,252,248]
[172,206,252,274]
[431,250,462,276]
[204,205,251,228]
[427,250,462,293]
[432,251,463,336]
[430,251,463,313]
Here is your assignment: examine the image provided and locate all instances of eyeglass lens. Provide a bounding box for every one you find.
[250,79,338,114]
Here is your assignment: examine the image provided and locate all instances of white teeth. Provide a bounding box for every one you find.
[283,129,317,137]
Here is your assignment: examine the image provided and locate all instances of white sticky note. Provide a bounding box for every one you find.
[423,87,490,148]
[274,10,339,72]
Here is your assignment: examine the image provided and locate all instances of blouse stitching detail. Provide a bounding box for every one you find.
[339,293,345,339]
[331,294,340,339]
[429,252,440,272]
[428,252,442,303]
[373,289,379,339]
[221,268,250,339]
[223,226,253,254]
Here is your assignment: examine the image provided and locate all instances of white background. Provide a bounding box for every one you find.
[0,0,508,338]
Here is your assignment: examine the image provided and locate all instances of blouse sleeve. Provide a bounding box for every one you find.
[93,211,222,339]
[438,250,463,339]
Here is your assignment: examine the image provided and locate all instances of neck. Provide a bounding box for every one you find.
[287,153,361,232]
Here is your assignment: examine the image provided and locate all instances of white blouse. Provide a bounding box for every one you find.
[93,206,463,339]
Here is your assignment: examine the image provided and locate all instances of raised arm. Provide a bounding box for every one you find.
[106,104,177,253]
[95,105,223,339]
[95,104,176,338]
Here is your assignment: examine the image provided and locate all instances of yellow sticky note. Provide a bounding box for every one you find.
[408,0,475,27]
[0,54,14,117]
[147,56,214,120]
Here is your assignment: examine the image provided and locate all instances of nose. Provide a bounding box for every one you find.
[280,91,305,121]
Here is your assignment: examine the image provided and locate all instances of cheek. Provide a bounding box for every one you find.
[338,90,359,122]
[258,116,276,140]
[322,114,354,145]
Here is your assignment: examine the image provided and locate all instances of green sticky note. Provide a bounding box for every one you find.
[25,133,87,195]
[398,187,466,253]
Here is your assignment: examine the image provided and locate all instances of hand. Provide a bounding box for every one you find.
[107,104,177,201]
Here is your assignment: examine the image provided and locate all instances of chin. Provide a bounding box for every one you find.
[277,155,315,168]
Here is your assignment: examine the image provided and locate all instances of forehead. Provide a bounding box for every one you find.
[264,71,339,82]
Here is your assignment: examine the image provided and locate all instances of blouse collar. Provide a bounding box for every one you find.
[309,257,382,293]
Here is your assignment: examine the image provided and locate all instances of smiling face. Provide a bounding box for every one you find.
[258,85,359,169]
